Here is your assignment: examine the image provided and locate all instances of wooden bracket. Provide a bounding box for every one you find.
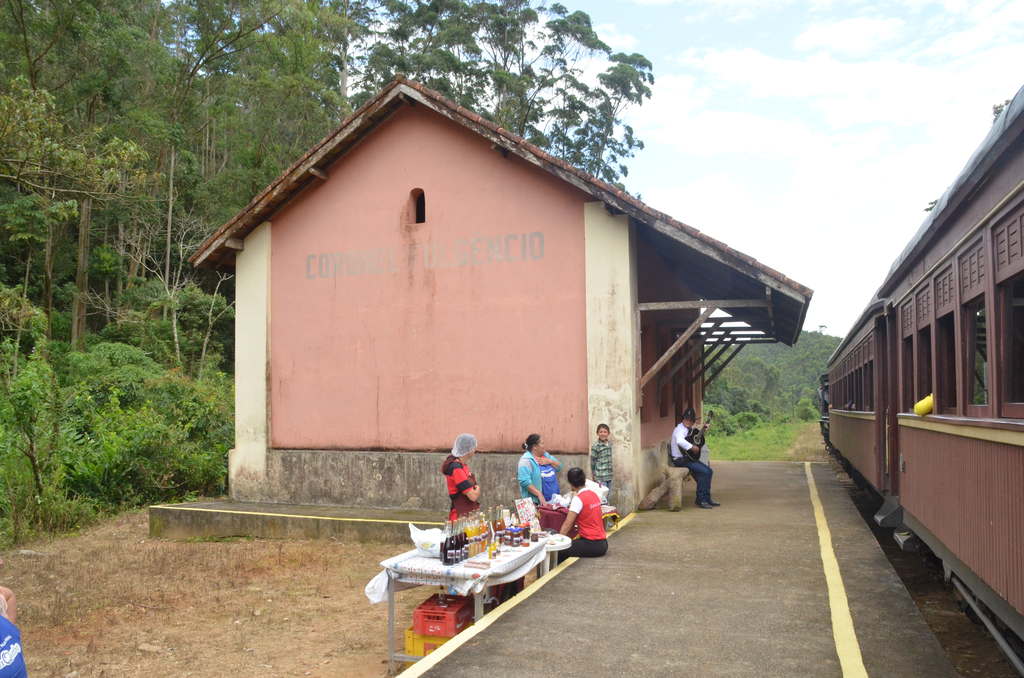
[308,167,329,181]
[704,344,747,390]
[224,238,244,252]
[640,306,716,389]
[639,299,768,312]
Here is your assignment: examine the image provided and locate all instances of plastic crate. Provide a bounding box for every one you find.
[404,626,452,658]
[412,594,474,637]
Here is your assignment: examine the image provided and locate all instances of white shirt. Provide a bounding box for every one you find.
[670,422,695,459]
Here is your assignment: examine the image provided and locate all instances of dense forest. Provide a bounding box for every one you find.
[705,330,841,434]
[0,0,655,545]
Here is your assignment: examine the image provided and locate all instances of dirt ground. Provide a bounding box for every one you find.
[3,438,1018,678]
[784,422,828,461]
[2,512,424,678]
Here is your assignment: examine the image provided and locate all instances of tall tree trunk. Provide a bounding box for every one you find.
[71,196,93,350]
[11,249,32,379]
[116,219,125,299]
[171,299,182,367]
[163,147,176,320]
[42,221,62,340]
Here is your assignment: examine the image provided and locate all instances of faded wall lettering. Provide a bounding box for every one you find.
[304,231,545,279]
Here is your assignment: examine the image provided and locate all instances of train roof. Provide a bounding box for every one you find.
[829,82,1024,367]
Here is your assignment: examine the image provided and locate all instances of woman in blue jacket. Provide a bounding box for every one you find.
[517,434,561,505]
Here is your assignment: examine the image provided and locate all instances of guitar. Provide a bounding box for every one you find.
[683,411,714,462]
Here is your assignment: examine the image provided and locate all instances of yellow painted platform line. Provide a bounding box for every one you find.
[396,511,636,677]
[804,462,869,678]
[149,505,443,526]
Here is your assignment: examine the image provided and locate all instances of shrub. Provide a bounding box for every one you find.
[794,397,818,422]
[733,411,763,432]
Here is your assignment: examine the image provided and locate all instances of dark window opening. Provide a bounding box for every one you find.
[1004,275,1024,405]
[917,326,932,401]
[865,360,874,411]
[408,188,426,223]
[936,313,957,412]
[964,298,988,405]
[855,367,863,409]
[902,335,914,412]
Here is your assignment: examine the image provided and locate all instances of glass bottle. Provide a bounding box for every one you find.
[441,520,450,565]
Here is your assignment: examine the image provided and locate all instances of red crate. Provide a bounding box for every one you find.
[412,594,474,637]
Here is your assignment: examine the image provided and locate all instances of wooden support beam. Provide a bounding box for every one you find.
[639,299,769,313]
[702,341,733,372]
[640,306,716,388]
[224,238,244,251]
[658,339,702,389]
[308,167,329,181]
[704,344,747,390]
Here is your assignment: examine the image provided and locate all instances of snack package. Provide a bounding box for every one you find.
[409,522,443,558]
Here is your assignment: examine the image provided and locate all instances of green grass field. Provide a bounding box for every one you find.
[710,421,822,461]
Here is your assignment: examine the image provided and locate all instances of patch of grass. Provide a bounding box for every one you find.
[184,535,255,543]
[711,422,821,461]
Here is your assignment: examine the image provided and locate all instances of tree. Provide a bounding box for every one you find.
[362,0,654,184]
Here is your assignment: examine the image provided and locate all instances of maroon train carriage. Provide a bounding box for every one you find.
[825,83,1024,672]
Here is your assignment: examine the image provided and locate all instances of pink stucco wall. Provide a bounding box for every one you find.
[269,106,590,452]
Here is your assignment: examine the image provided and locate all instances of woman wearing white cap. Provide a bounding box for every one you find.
[441,433,481,520]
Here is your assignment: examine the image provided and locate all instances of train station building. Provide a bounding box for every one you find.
[190,77,813,515]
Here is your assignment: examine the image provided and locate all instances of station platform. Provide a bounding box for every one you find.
[148,500,441,541]
[403,461,959,678]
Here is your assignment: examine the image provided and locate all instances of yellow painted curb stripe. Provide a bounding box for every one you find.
[612,512,636,532]
[805,462,869,678]
[395,556,580,678]
[395,511,636,677]
[149,505,443,526]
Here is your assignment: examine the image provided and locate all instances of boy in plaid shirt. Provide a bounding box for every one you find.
[590,423,613,504]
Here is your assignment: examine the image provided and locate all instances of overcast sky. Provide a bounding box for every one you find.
[583,0,1023,338]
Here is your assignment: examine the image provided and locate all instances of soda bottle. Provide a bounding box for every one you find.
[441,520,450,565]
[495,506,506,540]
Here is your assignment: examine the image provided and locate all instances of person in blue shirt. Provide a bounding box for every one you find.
[0,586,27,678]
[517,434,561,505]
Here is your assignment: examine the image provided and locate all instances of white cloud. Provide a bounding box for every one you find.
[623,34,1022,334]
[794,17,905,55]
[595,23,638,51]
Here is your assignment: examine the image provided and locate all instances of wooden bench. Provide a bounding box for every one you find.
[638,466,693,511]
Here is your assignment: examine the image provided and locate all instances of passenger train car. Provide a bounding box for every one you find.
[826,84,1024,671]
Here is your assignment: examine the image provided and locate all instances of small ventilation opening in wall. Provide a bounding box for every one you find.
[409,188,426,223]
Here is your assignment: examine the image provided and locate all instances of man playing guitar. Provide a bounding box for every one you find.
[669,407,719,509]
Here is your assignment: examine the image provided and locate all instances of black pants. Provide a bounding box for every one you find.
[557,537,608,563]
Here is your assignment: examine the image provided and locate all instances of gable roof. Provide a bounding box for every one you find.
[190,77,813,343]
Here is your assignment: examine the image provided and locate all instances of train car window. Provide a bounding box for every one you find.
[901,336,914,411]
[854,367,862,409]
[1004,274,1024,411]
[964,298,988,406]
[865,361,874,410]
[917,326,932,401]
[936,313,957,413]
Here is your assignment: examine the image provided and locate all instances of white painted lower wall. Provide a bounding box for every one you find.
[230,221,271,500]
[584,202,641,513]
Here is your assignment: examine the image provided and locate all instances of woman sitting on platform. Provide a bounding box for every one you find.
[557,468,608,564]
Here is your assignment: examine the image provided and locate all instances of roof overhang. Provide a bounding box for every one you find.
[190,78,813,344]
